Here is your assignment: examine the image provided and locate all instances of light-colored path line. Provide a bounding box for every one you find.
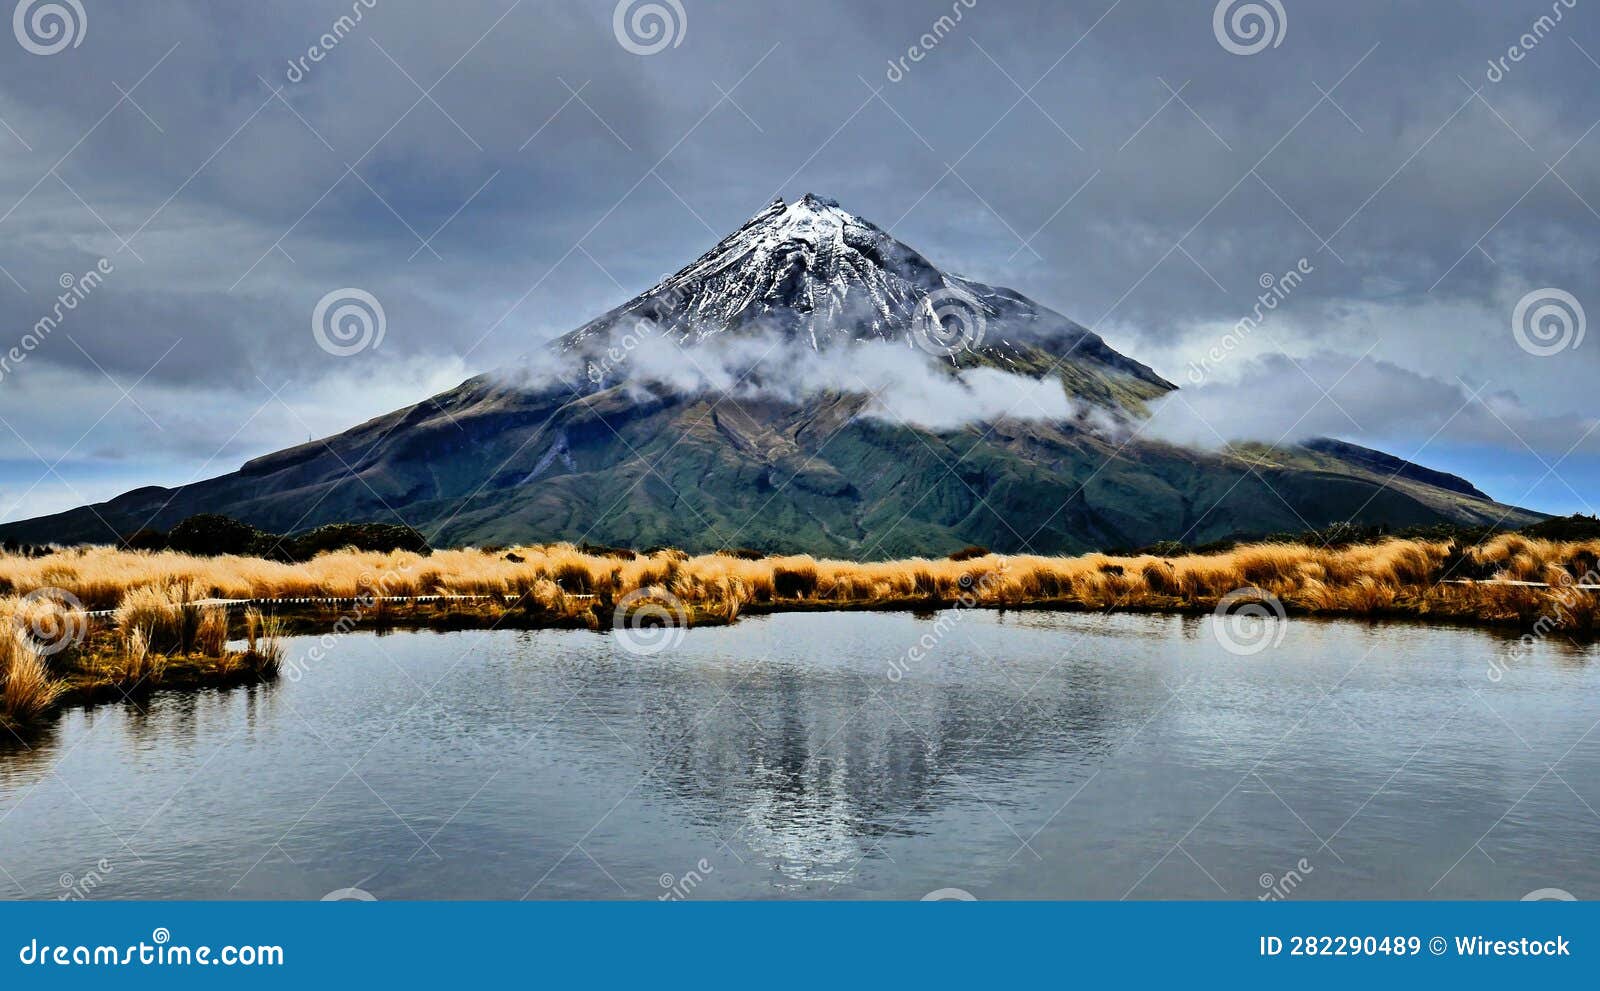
[76,592,595,618]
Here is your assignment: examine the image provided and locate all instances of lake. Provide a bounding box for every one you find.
[2,610,1596,901]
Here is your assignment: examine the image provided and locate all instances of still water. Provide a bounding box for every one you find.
[2,610,1597,901]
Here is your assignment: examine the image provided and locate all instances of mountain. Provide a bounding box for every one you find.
[0,195,1541,556]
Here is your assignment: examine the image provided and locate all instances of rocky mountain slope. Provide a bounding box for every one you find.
[0,196,1541,555]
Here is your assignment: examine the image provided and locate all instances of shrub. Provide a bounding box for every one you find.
[279,523,431,562]
[772,563,818,599]
[166,515,268,557]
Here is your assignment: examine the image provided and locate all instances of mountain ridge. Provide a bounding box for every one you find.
[0,195,1541,554]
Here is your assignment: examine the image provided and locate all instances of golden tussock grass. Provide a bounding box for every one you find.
[1,533,1598,733]
[1,535,1597,619]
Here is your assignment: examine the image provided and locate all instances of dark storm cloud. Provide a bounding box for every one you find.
[1,0,1597,517]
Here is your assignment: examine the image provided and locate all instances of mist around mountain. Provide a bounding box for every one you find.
[0,196,1541,556]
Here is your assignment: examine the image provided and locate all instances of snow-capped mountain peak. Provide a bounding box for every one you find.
[555,194,1173,400]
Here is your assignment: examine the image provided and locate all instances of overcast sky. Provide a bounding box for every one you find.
[0,0,1597,521]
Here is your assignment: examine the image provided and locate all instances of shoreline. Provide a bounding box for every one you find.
[14,592,1567,737]
[5,535,1598,738]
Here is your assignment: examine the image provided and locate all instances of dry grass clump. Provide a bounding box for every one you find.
[242,609,284,677]
[0,628,64,726]
[97,625,166,686]
[1,532,1598,643]
[2,532,1600,735]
